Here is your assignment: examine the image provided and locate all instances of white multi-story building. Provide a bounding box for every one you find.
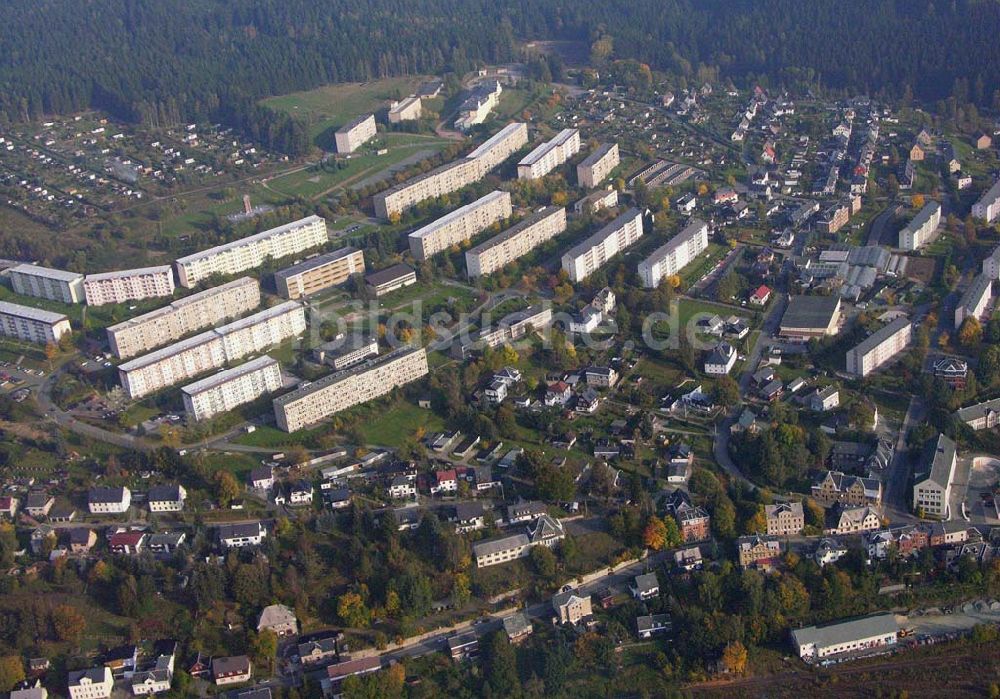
[913,433,956,519]
[561,208,644,282]
[83,266,175,306]
[574,187,619,215]
[897,201,941,251]
[955,272,993,328]
[972,179,1000,223]
[174,215,329,288]
[956,397,1000,431]
[517,128,581,180]
[0,301,71,345]
[274,347,429,432]
[8,264,84,304]
[983,245,1000,281]
[455,80,502,131]
[106,276,260,359]
[791,614,897,660]
[147,484,187,512]
[465,206,567,278]
[68,667,114,699]
[218,522,266,549]
[637,218,709,288]
[374,123,527,219]
[577,143,620,189]
[845,317,911,377]
[274,246,365,299]
[335,114,377,153]
[388,96,422,123]
[87,487,131,515]
[408,190,512,261]
[118,301,305,399]
[182,355,283,421]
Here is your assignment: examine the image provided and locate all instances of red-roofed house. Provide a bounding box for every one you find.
[430,470,458,495]
[749,285,771,306]
[109,531,146,555]
[0,495,17,519]
[544,381,572,407]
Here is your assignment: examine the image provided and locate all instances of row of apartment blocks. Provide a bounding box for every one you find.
[465,206,567,278]
[106,277,261,359]
[274,346,429,432]
[561,208,645,282]
[637,218,709,288]
[373,123,528,220]
[334,114,377,154]
[182,355,283,422]
[408,190,512,261]
[274,246,365,299]
[577,142,619,189]
[517,128,581,180]
[174,215,329,288]
[118,301,305,399]
[973,179,1000,223]
[0,300,71,345]
[845,316,912,378]
[897,201,941,251]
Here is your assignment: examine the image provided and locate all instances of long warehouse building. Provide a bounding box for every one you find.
[374,123,527,219]
[577,143,620,189]
[106,277,261,360]
[408,190,512,261]
[8,264,84,304]
[465,206,567,278]
[517,128,581,180]
[845,316,912,378]
[561,208,644,283]
[0,300,71,345]
[83,266,175,306]
[174,215,329,288]
[182,355,283,422]
[637,218,710,288]
[274,346,429,432]
[118,301,305,399]
[274,246,365,299]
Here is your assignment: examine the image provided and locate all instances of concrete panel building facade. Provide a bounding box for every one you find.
[9,264,84,304]
[955,273,993,328]
[174,215,329,288]
[973,179,1000,223]
[335,114,377,153]
[517,128,581,180]
[0,301,71,345]
[274,247,365,299]
[465,206,567,278]
[577,143,620,189]
[561,208,644,282]
[637,218,710,288]
[83,266,175,306]
[182,355,283,421]
[845,317,912,377]
[408,190,512,261]
[388,96,422,123]
[897,201,941,251]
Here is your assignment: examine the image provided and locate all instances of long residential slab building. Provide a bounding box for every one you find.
[845,316,911,377]
[83,266,175,306]
[577,143,620,189]
[274,246,365,299]
[274,346,429,432]
[954,272,993,328]
[0,300,71,345]
[517,128,581,180]
[897,201,941,251]
[174,215,329,288]
[973,179,1000,223]
[106,277,261,359]
[8,264,84,304]
[374,123,528,219]
[408,190,512,261]
[182,355,283,422]
[118,301,305,399]
[334,114,376,154]
[561,207,644,282]
[465,206,567,278]
[637,218,710,288]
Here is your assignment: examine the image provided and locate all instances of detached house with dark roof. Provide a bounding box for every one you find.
[87,486,131,515]
[147,484,186,512]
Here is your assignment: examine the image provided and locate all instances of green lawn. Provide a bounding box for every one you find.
[232,423,328,448]
[357,400,444,447]
[679,242,729,287]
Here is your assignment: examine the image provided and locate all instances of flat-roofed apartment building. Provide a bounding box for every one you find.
[174,215,329,288]
[845,316,912,377]
[182,355,283,421]
[465,206,567,278]
[83,266,175,306]
[455,80,502,131]
[561,208,644,282]
[973,179,1000,223]
[388,96,422,124]
[8,263,84,304]
[274,347,429,432]
[118,301,305,399]
[408,190,512,261]
[577,143,619,189]
[106,277,261,359]
[897,201,941,251]
[374,123,527,219]
[955,272,993,328]
[0,300,71,345]
[637,218,709,288]
[335,114,376,153]
[517,128,581,180]
[913,433,957,519]
[274,247,365,299]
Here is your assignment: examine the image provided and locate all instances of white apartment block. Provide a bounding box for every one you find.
[408,190,512,261]
[465,206,567,278]
[984,245,1000,281]
[561,208,644,282]
[174,215,329,288]
[388,96,422,123]
[335,114,377,153]
[182,355,283,421]
[106,276,260,359]
[955,272,993,328]
[913,434,956,519]
[68,667,113,699]
[973,179,1000,223]
[897,201,941,251]
[456,80,502,131]
[845,317,911,377]
[637,218,709,288]
[274,347,429,432]
[0,301,71,345]
[8,263,84,304]
[274,246,365,299]
[88,486,131,514]
[118,301,305,399]
[517,128,581,180]
[577,142,620,189]
[83,266,175,306]
[374,123,527,219]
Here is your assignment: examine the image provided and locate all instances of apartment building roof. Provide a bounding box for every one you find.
[578,142,617,168]
[467,122,526,159]
[118,329,219,372]
[85,265,172,282]
[851,317,910,355]
[916,433,956,487]
[9,263,82,282]
[273,247,361,282]
[466,206,564,255]
[0,300,68,325]
[273,346,423,407]
[175,216,325,265]
[641,218,708,266]
[364,263,415,287]
[181,355,279,396]
[214,300,302,335]
[409,190,508,241]
[563,207,642,260]
[337,114,374,133]
[519,128,578,166]
[107,277,258,334]
[900,201,941,236]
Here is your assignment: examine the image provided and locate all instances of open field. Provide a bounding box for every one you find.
[357,401,445,447]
